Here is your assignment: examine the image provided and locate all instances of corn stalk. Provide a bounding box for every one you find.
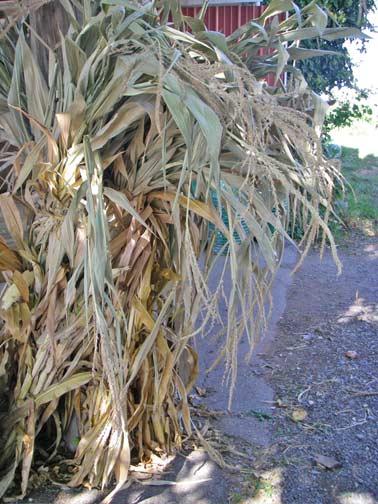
[0,0,354,500]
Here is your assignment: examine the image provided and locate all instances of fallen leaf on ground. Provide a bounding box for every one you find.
[314,454,342,470]
[291,409,308,422]
[195,387,207,397]
[345,350,358,359]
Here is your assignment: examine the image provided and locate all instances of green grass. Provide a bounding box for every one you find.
[254,479,275,497]
[229,473,278,503]
[229,493,246,504]
[333,146,378,238]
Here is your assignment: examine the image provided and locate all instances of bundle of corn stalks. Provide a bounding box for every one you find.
[0,0,362,500]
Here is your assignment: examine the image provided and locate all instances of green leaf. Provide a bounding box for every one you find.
[321,27,371,41]
[13,140,45,192]
[91,100,147,150]
[20,34,48,129]
[184,89,223,161]
[258,0,298,21]
[306,3,328,33]
[287,47,340,60]
[275,41,290,82]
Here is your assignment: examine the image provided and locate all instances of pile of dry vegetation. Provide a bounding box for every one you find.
[0,0,361,500]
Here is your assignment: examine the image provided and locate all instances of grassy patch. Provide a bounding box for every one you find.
[334,146,378,238]
[230,492,246,504]
[254,479,275,497]
[229,472,279,503]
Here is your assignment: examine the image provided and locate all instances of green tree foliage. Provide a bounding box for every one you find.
[295,0,376,94]
[323,90,373,143]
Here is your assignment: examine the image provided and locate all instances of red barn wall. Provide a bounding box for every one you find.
[0,1,278,86]
[182,4,264,35]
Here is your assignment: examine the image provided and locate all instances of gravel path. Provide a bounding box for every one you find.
[243,234,378,504]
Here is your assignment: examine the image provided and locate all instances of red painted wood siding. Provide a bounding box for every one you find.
[182,4,264,35]
[0,1,277,85]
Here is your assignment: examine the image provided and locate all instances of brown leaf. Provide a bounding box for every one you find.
[314,454,342,470]
[8,105,59,163]
[12,271,29,303]
[0,238,21,271]
[0,193,24,249]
